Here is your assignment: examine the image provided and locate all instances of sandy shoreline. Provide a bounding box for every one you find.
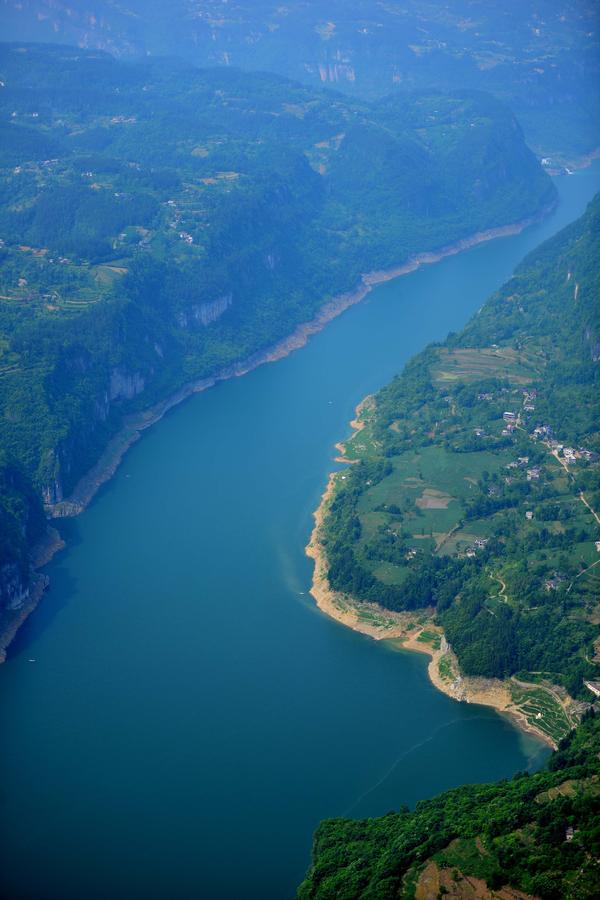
[306,410,560,749]
[565,145,600,171]
[0,208,550,661]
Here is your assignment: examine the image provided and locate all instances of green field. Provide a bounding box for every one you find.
[431,346,541,387]
[354,445,509,573]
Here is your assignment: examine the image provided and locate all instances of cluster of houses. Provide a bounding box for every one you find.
[530,424,598,465]
[504,456,543,485]
[522,389,537,412]
[465,538,488,558]
[549,442,596,465]
[502,410,519,435]
[165,201,196,245]
[544,572,567,591]
[507,456,530,469]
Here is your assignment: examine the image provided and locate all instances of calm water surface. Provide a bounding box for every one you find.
[1,166,599,899]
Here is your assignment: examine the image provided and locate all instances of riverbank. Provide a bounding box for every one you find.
[306,405,576,750]
[0,208,552,662]
[0,575,48,664]
[49,208,550,525]
[0,528,64,663]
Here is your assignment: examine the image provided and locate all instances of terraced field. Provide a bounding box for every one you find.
[510,682,573,744]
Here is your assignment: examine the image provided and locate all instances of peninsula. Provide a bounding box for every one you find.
[308,194,600,749]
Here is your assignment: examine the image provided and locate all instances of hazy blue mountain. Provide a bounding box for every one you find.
[0,1,598,159]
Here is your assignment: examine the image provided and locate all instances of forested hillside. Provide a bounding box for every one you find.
[1,1,598,159]
[297,710,600,899]
[0,42,555,647]
[316,194,600,741]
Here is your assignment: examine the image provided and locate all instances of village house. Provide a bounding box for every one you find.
[579,448,598,462]
[527,467,541,481]
[545,573,566,591]
[503,411,517,422]
[525,510,534,520]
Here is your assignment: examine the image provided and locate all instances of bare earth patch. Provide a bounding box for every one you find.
[416,860,536,899]
[416,488,454,509]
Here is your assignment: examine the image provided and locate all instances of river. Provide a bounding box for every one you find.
[1,163,599,900]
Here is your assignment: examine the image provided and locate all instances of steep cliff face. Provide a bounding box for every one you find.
[176,293,233,329]
[0,562,30,612]
[109,367,146,402]
[0,454,46,646]
[39,365,151,504]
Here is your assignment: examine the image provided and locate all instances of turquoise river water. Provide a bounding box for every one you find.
[1,163,599,899]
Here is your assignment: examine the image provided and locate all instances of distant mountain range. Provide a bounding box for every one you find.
[1,1,599,159]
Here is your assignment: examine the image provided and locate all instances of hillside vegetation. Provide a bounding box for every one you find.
[297,711,600,899]
[0,42,554,639]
